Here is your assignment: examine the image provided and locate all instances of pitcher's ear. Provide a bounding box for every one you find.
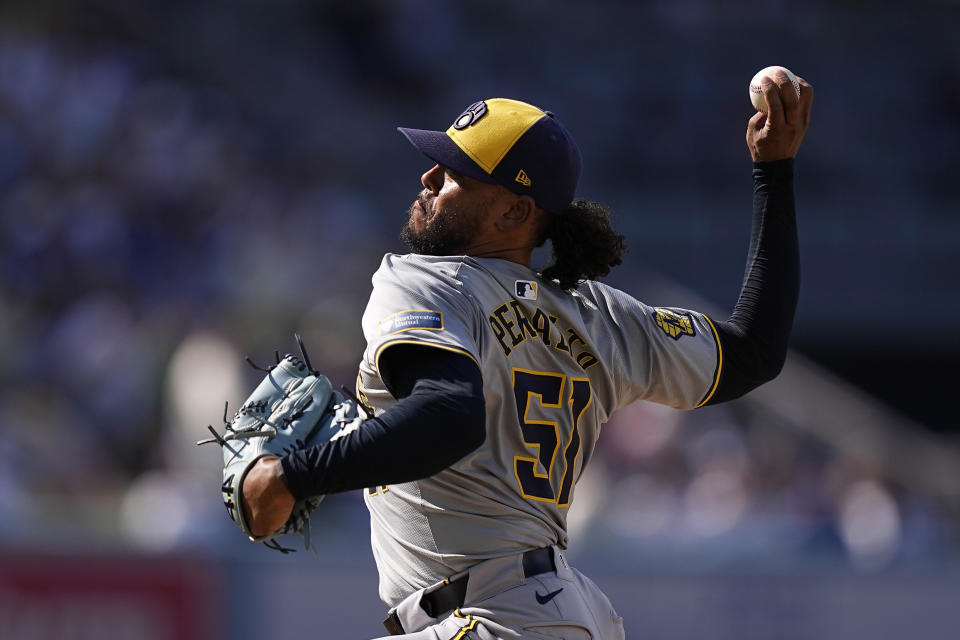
[497,195,536,229]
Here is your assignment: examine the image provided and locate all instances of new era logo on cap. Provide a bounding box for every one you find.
[397,98,582,214]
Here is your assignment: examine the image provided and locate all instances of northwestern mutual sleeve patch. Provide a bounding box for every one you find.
[378,310,444,336]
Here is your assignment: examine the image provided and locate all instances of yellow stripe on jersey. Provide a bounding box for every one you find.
[695,314,723,408]
[450,615,480,640]
[445,99,544,173]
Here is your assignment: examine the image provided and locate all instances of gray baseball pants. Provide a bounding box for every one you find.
[371,546,625,640]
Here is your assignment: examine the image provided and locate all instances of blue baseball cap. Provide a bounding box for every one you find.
[398,98,582,214]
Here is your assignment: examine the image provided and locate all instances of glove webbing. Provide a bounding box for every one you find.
[196,334,324,553]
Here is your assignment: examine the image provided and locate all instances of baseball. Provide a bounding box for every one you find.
[749,65,800,112]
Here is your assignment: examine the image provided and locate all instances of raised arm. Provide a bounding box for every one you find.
[704,72,814,404]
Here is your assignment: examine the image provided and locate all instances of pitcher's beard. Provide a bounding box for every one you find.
[399,200,485,256]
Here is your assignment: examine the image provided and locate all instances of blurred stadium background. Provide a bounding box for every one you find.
[1,1,958,638]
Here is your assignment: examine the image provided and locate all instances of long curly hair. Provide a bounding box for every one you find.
[538,199,627,290]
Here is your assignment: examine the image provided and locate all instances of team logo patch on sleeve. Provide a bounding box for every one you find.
[378,310,443,336]
[653,308,696,340]
[515,280,538,300]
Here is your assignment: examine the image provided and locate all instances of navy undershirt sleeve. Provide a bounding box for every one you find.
[280,345,485,499]
[706,158,800,404]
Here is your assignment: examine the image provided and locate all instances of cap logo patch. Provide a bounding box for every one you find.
[453,101,488,130]
[515,169,532,187]
[515,280,538,300]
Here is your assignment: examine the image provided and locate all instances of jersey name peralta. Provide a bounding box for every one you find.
[357,254,721,606]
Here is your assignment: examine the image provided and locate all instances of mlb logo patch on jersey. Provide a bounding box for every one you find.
[378,309,443,336]
[515,280,538,300]
[653,308,695,340]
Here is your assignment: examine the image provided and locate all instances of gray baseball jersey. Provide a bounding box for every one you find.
[357,253,721,606]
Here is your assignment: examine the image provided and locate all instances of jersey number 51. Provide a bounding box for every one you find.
[512,368,592,507]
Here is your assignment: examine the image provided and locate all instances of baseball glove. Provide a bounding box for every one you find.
[197,334,366,553]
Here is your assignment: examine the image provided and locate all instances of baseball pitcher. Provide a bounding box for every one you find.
[238,76,813,639]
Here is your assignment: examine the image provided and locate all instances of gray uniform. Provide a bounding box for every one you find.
[357,253,721,638]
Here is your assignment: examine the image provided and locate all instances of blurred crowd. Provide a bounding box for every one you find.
[1,2,958,574]
[0,30,384,546]
[571,400,953,572]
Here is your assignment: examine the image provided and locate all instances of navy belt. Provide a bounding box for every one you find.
[382,547,556,635]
